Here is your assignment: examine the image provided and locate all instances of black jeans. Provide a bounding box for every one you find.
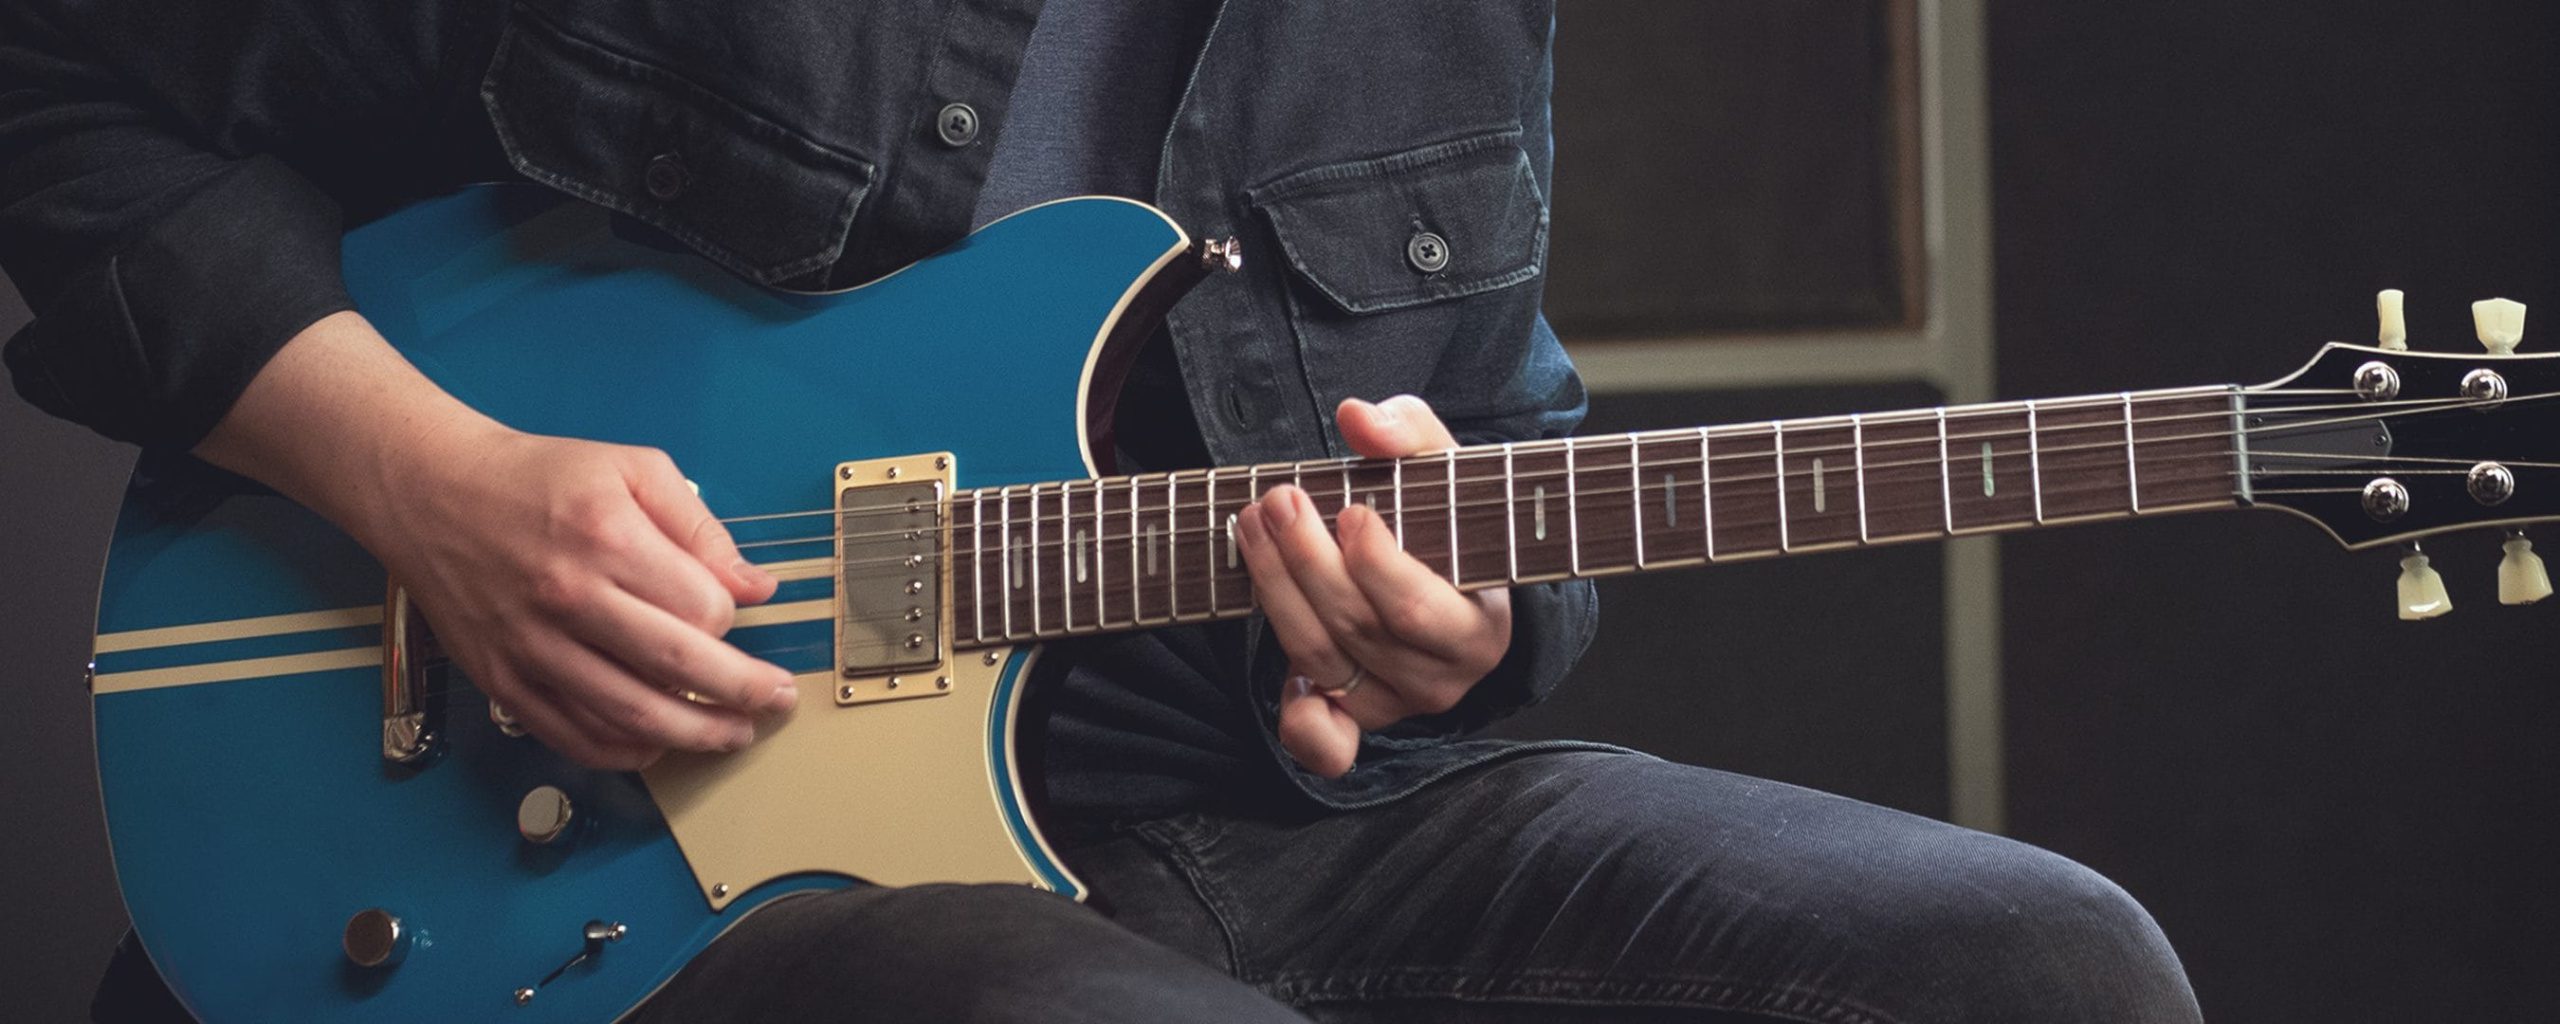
[625,749,2200,1024]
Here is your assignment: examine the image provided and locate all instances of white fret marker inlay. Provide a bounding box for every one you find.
[1225,514,1240,568]
[1662,473,1677,526]
[1812,457,1828,513]
[1533,485,1549,541]
[1981,442,1996,496]
[1073,529,1089,583]
[1145,524,1160,576]
[1011,537,1027,589]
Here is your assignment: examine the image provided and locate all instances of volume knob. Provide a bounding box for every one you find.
[343,908,409,968]
[517,785,576,845]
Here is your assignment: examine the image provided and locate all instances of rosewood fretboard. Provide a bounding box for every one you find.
[939,386,2244,647]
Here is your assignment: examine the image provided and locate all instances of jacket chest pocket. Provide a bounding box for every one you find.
[1247,128,1552,436]
[479,7,875,286]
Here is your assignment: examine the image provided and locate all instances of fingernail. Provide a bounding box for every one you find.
[735,560,775,587]
[1265,488,1299,528]
[1369,399,1400,426]
[770,677,800,710]
[1289,675,1314,700]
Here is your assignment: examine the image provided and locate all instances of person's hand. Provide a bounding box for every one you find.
[195,312,798,771]
[368,427,799,770]
[1233,395,1512,779]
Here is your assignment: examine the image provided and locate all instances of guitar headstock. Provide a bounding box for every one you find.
[2245,292,2560,615]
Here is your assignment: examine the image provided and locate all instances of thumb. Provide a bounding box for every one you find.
[627,451,777,604]
[1337,394,1458,459]
[1277,674,1362,779]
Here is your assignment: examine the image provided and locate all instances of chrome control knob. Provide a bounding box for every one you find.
[517,786,576,845]
[343,908,409,968]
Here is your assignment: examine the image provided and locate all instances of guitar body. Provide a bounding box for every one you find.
[88,185,1193,1022]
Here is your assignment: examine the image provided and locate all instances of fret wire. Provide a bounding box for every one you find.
[1445,448,1461,585]
[1127,476,1143,626]
[1935,408,1955,535]
[998,485,1016,640]
[1565,436,1582,575]
[1393,457,1407,551]
[2122,391,2143,514]
[1059,481,1070,632]
[1031,483,1046,636]
[2228,386,2254,505]
[970,489,986,643]
[1699,426,1717,562]
[1206,469,1225,615]
[2027,400,2046,524]
[1093,478,1109,627]
[1852,413,1871,544]
[1772,420,1792,552]
[1164,475,1178,621]
[1630,437,1648,569]
[1504,443,1521,584]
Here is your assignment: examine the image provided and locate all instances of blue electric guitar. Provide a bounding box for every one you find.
[87,185,2560,1021]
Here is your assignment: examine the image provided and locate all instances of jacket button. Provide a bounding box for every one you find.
[936,103,981,147]
[1406,230,1449,273]
[644,153,687,201]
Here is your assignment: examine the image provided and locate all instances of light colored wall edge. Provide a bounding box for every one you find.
[1560,0,2003,834]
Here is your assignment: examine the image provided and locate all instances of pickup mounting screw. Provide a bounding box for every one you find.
[936,677,951,690]
[838,683,857,699]
[711,883,731,899]
[839,466,854,480]
[515,987,536,1006]
[886,466,901,479]
[887,677,903,690]
[983,652,1001,665]
[935,456,950,470]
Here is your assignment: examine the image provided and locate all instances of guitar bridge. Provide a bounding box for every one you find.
[832,453,955,706]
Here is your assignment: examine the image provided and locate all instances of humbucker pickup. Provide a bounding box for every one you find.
[833,453,956,705]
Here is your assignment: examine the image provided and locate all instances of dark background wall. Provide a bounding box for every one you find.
[5,3,2559,1022]
[1991,3,2560,1020]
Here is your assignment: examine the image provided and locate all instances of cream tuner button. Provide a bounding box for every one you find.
[517,785,576,845]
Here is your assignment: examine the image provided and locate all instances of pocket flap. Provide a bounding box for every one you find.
[1249,130,1548,315]
[480,8,875,285]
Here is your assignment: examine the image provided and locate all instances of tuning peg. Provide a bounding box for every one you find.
[2378,289,2408,351]
[2397,544,2453,620]
[2472,297,2526,355]
[2500,531,2552,605]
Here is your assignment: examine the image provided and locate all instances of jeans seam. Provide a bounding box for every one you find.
[1130,818,1254,981]
[1258,966,1908,1024]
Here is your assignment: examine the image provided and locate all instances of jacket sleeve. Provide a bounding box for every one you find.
[0,4,353,449]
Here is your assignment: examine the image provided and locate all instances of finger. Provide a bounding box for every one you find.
[596,503,748,639]
[1236,500,1360,689]
[566,587,801,715]
[626,448,779,604]
[477,664,665,771]
[1337,501,1507,675]
[542,634,763,755]
[1337,394,1459,459]
[1239,493,1420,728]
[1277,674,1361,779]
[1258,487,1441,693]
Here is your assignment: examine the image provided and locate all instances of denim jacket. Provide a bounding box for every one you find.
[0,0,1597,811]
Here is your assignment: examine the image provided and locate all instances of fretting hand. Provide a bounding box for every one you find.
[1233,396,1513,779]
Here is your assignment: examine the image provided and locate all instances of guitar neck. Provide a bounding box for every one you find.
[946,385,2247,648]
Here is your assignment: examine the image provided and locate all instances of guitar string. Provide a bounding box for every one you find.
[405,464,2361,702]
[732,388,2553,545]
[771,453,2527,642]
[708,390,2388,531]
[770,440,2558,580]
[738,392,2551,557]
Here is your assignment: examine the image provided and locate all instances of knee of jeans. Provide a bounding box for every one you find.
[1894,845,2199,1022]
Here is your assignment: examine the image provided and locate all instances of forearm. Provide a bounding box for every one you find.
[191,310,503,547]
